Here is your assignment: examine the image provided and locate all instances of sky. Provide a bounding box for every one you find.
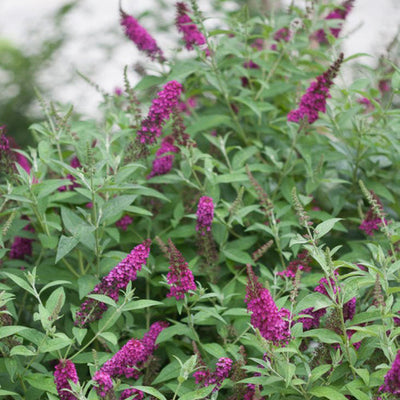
[1,0,399,117]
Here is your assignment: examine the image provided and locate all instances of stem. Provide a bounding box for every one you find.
[62,259,80,278]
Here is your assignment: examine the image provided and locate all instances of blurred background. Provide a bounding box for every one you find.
[1,0,399,146]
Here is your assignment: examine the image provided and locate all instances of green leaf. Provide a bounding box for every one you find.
[310,365,332,383]
[179,385,217,400]
[25,374,58,394]
[86,294,117,308]
[122,299,163,311]
[299,329,343,344]
[202,343,226,359]
[99,332,118,346]
[294,293,333,313]
[102,195,136,221]
[216,173,248,183]
[309,386,348,400]
[130,386,166,400]
[72,327,87,345]
[39,280,71,295]
[314,218,343,239]
[46,287,66,318]
[0,325,26,339]
[152,361,180,385]
[40,337,72,353]
[187,115,232,135]
[56,235,79,263]
[156,324,193,344]
[78,275,98,299]
[2,272,35,296]
[10,345,36,357]
[223,248,254,265]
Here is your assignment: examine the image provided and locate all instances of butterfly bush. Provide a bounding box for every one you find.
[3,1,400,399]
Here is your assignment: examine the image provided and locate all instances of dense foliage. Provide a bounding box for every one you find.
[1,1,400,399]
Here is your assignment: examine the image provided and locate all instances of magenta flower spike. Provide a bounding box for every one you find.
[175,2,209,55]
[287,53,343,125]
[137,81,183,144]
[75,240,151,327]
[165,239,196,299]
[120,7,164,61]
[93,321,168,396]
[245,265,290,345]
[196,196,214,235]
[380,350,400,395]
[54,359,79,400]
[147,135,179,179]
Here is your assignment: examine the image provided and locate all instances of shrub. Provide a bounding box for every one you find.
[1,1,400,399]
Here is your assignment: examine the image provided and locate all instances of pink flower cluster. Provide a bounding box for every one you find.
[176,2,209,55]
[147,135,179,179]
[120,10,164,60]
[314,0,354,43]
[75,240,151,327]
[359,191,386,236]
[278,250,311,279]
[137,81,183,144]
[93,322,168,397]
[54,359,79,400]
[9,221,34,260]
[245,266,290,345]
[380,350,400,395]
[194,357,233,391]
[288,53,343,125]
[196,196,214,234]
[116,215,133,231]
[271,27,291,50]
[165,239,196,299]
